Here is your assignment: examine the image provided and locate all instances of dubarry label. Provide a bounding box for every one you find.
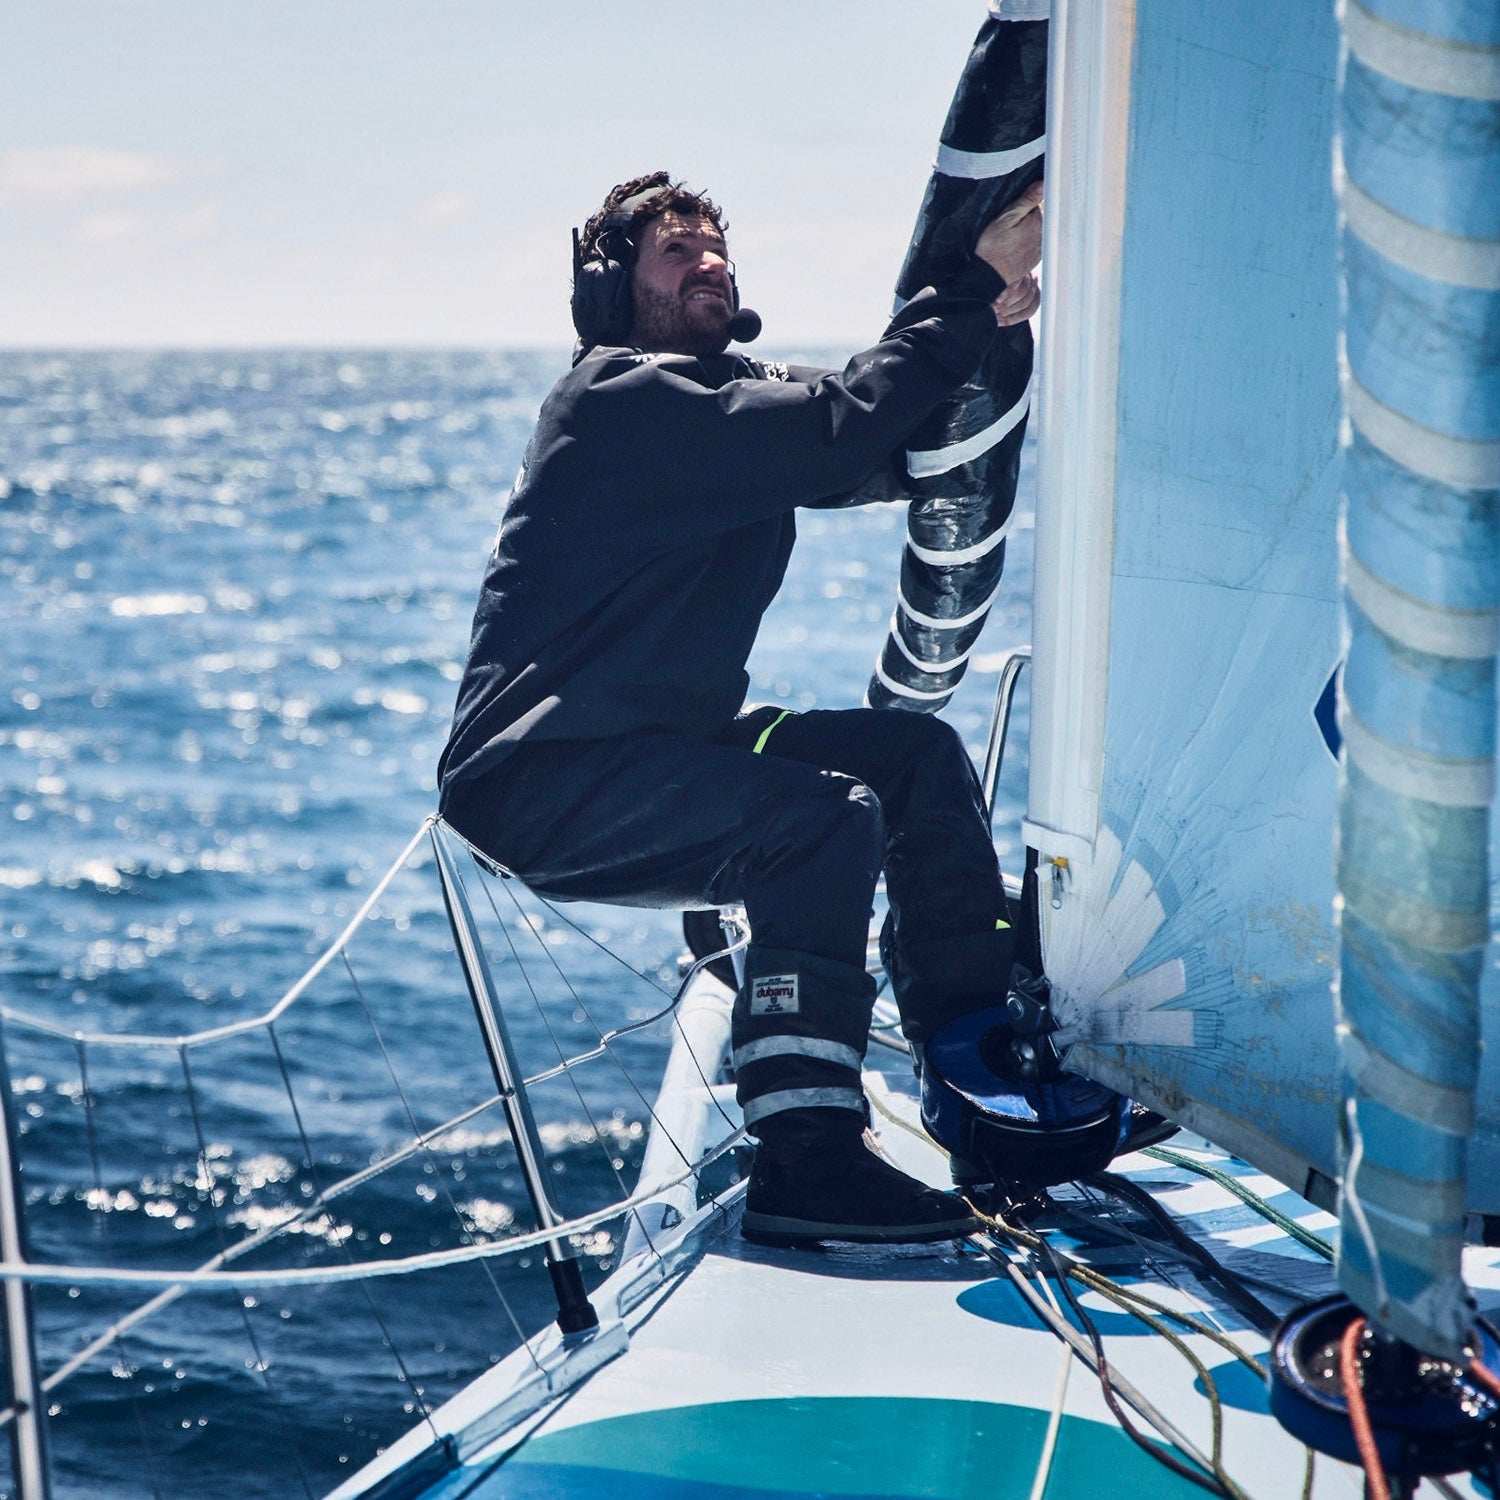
[750,973,799,1015]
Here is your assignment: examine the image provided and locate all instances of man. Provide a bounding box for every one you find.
[438,171,1043,1245]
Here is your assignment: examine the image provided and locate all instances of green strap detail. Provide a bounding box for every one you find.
[751,709,794,754]
[996,918,1011,931]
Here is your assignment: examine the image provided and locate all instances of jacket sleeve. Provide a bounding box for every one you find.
[567,260,1003,543]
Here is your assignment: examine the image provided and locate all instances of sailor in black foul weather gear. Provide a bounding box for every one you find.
[438,172,1043,1244]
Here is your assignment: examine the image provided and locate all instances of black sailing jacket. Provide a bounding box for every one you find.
[437,259,1004,796]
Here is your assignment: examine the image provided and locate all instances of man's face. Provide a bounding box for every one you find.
[628,210,734,356]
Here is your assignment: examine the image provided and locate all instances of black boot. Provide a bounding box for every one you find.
[741,1107,978,1246]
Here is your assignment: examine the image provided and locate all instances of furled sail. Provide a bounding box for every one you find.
[1333,0,1500,1359]
[866,0,1045,712]
[1025,0,1500,1214]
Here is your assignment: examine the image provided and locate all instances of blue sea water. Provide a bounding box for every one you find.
[0,349,1034,1499]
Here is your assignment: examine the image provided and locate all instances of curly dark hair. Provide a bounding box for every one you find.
[578,171,727,266]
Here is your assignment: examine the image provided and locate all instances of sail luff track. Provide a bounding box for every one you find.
[1021,0,1135,867]
[1334,0,1500,1360]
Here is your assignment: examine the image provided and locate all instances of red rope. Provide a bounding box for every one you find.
[1341,1317,1392,1500]
[1469,1355,1500,1405]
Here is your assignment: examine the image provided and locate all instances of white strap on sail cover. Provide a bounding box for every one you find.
[907,378,1033,479]
[935,137,1047,182]
[871,660,956,702]
[1344,547,1500,659]
[906,512,1016,569]
[1341,172,1500,292]
[1341,708,1496,809]
[1346,376,1500,492]
[897,578,1005,632]
[989,0,1050,20]
[1343,0,1500,101]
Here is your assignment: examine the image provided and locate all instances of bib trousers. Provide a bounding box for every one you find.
[441,706,1015,1137]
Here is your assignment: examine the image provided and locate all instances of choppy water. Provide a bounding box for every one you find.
[0,349,1034,1498]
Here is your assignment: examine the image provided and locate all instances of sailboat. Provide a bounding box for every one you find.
[4,0,1499,1496]
[328,0,1500,1492]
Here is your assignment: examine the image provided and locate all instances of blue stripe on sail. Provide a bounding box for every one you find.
[1344,240,1500,443]
[1343,614,1498,761]
[1340,913,1488,1092]
[1344,436,1500,611]
[1353,1094,1470,1180]
[1358,0,1500,45]
[1341,60,1500,239]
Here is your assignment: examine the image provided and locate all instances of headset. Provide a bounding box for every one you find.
[570,185,758,349]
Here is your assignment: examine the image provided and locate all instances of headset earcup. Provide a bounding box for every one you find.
[571,256,633,347]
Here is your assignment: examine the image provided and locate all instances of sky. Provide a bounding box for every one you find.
[1,1,993,349]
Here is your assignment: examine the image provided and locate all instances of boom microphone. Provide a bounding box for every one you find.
[726,307,762,344]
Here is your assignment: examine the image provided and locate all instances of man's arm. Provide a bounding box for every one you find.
[562,187,1044,542]
[570,264,1002,536]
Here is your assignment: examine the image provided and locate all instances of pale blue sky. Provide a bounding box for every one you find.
[1,1,990,347]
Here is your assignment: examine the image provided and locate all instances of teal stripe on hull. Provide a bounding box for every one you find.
[442,1397,1215,1499]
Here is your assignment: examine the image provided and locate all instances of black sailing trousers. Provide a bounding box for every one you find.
[442,706,1015,1133]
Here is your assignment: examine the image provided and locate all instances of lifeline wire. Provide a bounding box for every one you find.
[267,1014,449,1433]
[0,817,437,1051]
[338,952,543,1379]
[180,1047,316,1500]
[0,1133,747,1289]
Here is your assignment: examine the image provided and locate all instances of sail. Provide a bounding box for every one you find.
[1332,0,1500,1358]
[1026,0,1500,1212]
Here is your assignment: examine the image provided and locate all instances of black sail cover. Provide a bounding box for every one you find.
[866,9,1046,711]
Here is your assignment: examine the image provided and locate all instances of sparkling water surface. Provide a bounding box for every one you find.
[0,350,1034,1499]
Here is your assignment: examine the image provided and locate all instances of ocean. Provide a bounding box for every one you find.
[0,349,1034,1499]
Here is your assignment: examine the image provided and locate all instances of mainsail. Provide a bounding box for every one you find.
[1026,0,1500,1226]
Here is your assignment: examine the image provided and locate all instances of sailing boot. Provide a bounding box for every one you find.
[742,1106,979,1246]
[731,944,976,1245]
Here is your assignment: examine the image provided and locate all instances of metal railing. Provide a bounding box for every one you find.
[981,645,1031,824]
[0,816,750,1499]
[0,1014,50,1500]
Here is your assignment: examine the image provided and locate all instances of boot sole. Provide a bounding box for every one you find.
[741,1209,977,1246]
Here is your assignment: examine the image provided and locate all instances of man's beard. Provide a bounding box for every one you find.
[631,284,732,357]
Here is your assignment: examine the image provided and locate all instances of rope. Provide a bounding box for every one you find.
[972,1201,1251,1500]
[0,818,436,1049]
[1340,1317,1392,1500]
[1142,1145,1334,1262]
[863,1089,1301,1497]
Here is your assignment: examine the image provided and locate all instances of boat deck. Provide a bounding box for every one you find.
[330,1067,1500,1500]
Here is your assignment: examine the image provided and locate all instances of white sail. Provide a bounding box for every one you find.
[1026,0,1500,1208]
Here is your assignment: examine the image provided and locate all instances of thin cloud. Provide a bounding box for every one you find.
[0,145,216,207]
[412,189,476,231]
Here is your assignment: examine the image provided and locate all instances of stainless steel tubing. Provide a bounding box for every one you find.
[429,824,599,1334]
[0,1014,52,1500]
[981,647,1032,825]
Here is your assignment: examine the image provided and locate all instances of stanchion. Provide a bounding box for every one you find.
[0,1012,53,1499]
[429,824,599,1335]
